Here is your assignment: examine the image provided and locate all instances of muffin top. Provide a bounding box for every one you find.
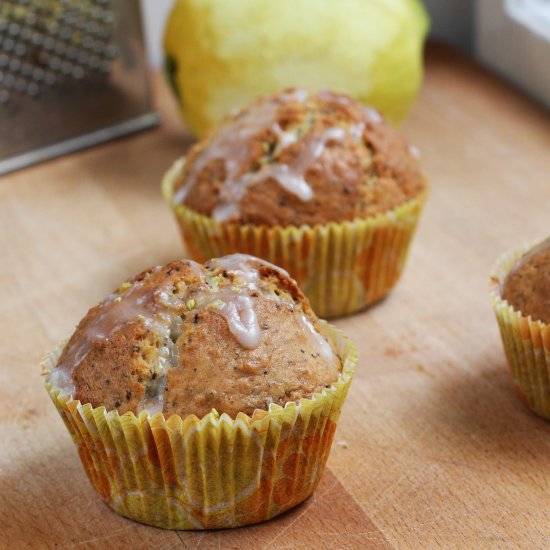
[171,88,426,227]
[502,238,550,324]
[48,254,342,418]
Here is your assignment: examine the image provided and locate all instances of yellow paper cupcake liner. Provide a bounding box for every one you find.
[43,323,357,530]
[163,157,427,318]
[490,240,550,420]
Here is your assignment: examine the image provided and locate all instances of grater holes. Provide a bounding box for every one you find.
[20,62,32,77]
[58,26,71,41]
[44,72,56,86]
[3,38,15,52]
[0,0,118,105]
[63,14,77,27]
[26,81,38,96]
[87,56,100,70]
[71,65,83,79]
[65,45,77,60]
[60,60,72,76]
[31,67,44,81]
[24,14,36,27]
[95,27,110,41]
[8,23,19,37]
[19,27,32,41]
[90,41,104,56]
[31,32,43,47]
[14,43,26,56]
[82,35,94,50]
[47,56,60,71]
[43,36,55,51]
[14,77,26,93]
[8,58,20,72]
[2,73,15,89]
[76,51,88,65]
[86,20,100,36]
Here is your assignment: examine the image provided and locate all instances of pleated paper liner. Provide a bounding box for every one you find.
[490,240,550,420]
[43,323,357,530]
[163,157,428,318]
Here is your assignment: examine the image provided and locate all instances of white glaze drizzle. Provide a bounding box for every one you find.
[289,88,309,103]
[272,122,298,150]
[319,90,382,124]
[173,89,384,222]
[49,261,207,407]
[48,265,184,405]
[49,254,337,413]
[208,254,335,359]
[363,106,382,123]
[52,270,158,368]
[173,88,310,206]
[208,253,292,293]
[215,293,260,349]
[205,255,292,348]
[212,127,348,221]
[409,145,420,159]
[300,314,334,360]
[47,361,74,396]
[139,387,164,415]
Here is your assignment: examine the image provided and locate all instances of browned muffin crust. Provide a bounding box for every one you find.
[51,255,342,418]
[502,239,550,324]
[172,88,426,227]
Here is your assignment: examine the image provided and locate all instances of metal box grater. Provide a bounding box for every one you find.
[0,0,160,175]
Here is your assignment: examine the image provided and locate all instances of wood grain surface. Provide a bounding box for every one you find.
[1,44,550,549]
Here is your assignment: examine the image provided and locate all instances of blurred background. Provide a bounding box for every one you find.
[0,0,548,174]
[141,0,550,108]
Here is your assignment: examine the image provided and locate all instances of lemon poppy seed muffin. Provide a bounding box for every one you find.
[44,255,356,529]
[171,88,426,227]
[163,88,428,317]
[49,254,342,419]
[502,238,550,324]
[490,237,550,421]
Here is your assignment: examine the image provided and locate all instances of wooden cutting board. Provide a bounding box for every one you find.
[1,43,549,549]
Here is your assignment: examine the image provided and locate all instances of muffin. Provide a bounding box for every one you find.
[490,237,550,419]
[44,254,357,529]
[163,88,428,317]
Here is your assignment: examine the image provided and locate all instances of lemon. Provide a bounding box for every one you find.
[164,0,429,136]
